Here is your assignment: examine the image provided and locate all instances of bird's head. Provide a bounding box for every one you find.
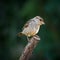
[34,16,45,25]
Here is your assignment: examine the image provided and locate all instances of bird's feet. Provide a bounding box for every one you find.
[27,37,30,42]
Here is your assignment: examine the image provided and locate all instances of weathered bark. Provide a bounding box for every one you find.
[19,35,40,60]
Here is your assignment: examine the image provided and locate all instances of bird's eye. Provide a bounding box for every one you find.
[40,19,42,21]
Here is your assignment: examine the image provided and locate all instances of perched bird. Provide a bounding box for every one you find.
[18,16,45,40]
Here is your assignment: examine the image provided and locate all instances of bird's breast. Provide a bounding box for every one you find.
[22,23,40,37]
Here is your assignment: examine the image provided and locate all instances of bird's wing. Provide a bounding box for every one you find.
[22,19,33,30]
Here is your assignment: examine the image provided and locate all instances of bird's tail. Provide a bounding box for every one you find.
[17,32,24,37]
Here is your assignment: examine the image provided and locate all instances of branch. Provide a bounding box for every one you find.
[19,35,40,60]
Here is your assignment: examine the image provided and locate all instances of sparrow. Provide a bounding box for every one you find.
[17,16,45,40]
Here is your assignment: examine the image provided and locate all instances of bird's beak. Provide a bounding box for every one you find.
[42,21,45,25]
[43,22,45,24]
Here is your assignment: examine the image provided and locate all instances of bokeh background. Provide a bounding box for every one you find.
[0,0,60,60]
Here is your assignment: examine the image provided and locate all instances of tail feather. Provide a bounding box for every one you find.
[17,32,23,37]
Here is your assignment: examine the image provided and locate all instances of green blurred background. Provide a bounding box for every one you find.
[0,0,60,60]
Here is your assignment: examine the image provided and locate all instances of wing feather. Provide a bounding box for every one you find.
[22,19,33,30]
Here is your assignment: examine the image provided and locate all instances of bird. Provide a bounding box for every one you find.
[17,16,45,41]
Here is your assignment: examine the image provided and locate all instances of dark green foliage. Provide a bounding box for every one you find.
[0,0,60,60]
